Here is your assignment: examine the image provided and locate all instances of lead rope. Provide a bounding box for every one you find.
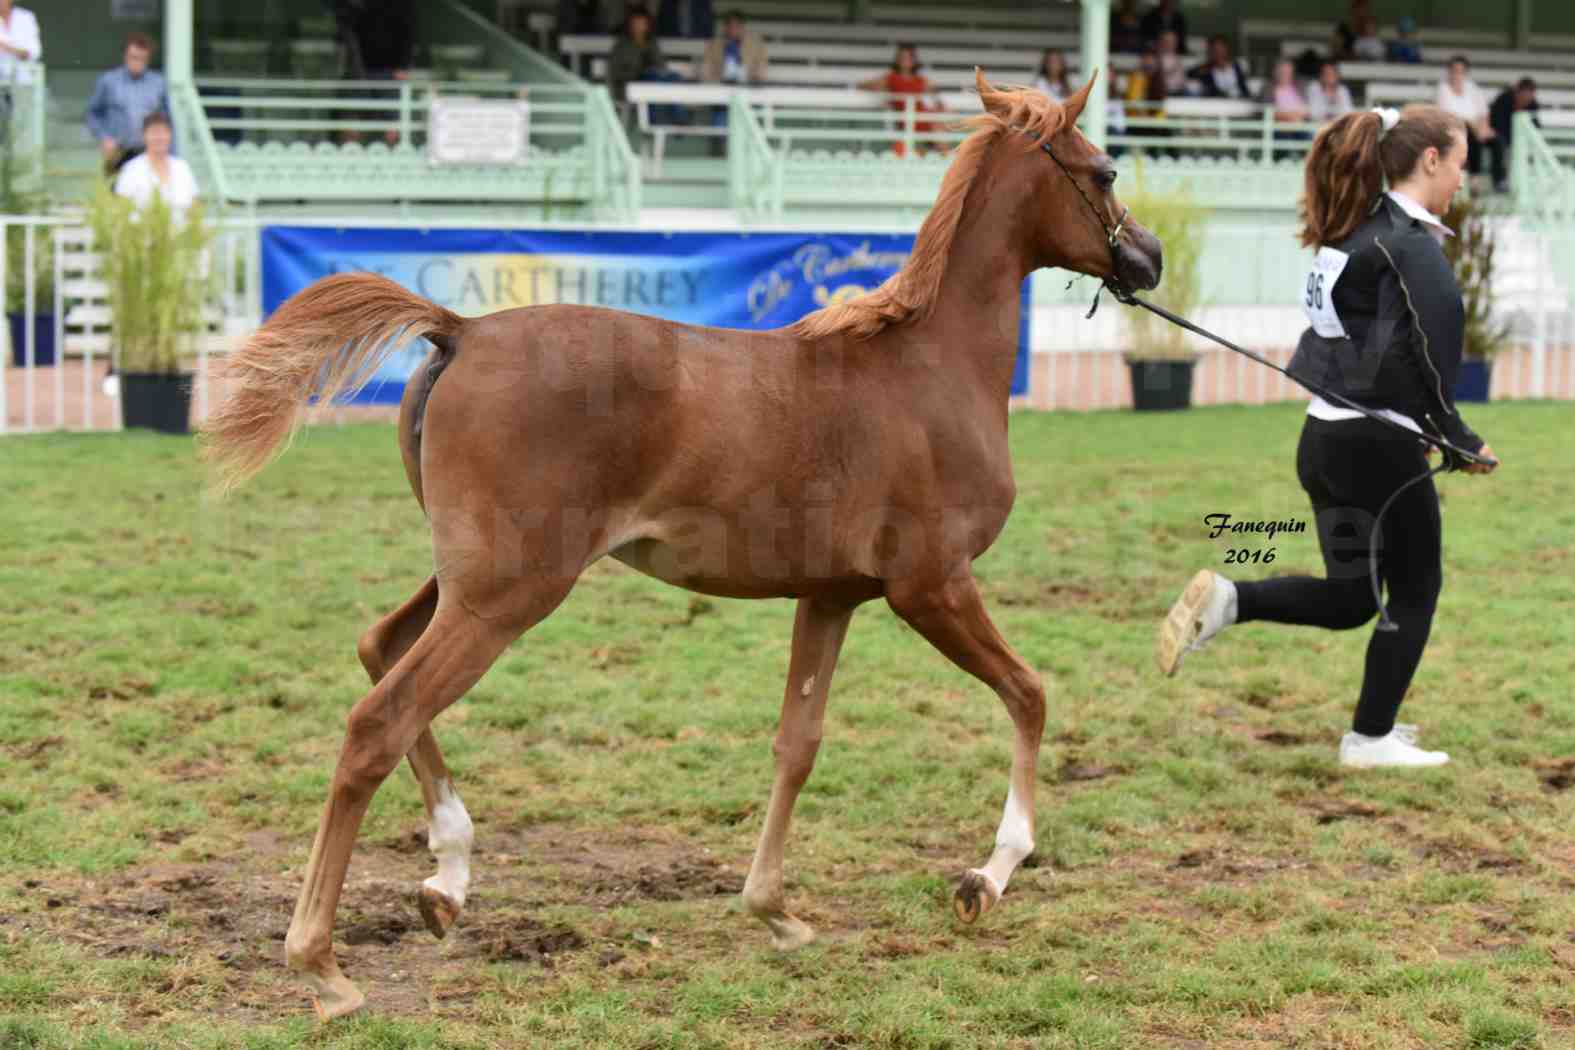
[1037,139,1488,630]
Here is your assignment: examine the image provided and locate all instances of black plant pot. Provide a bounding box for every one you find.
[1454,359,1492,402]
[121,372,193,434]
[7,312,56,367]
[1127,359,1196,411]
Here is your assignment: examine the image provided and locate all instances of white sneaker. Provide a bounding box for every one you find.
[1338,730,1449,768]
[1393,723,1419,744]
[1156,569,1237,676]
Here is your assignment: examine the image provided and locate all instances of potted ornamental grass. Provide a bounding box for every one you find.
[1118,178,1209,411]
[2,149,56,367]
[1442,194,1511,402]
[87,181,214,434]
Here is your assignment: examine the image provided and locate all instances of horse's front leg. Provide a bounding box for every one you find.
[741,597,857,950]
[886,570,1046,921]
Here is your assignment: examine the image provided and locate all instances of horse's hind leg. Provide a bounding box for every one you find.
[286,599,528,1020]
[357,576,472,939]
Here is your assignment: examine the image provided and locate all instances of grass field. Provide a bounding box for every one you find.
[2,401,1574,1050]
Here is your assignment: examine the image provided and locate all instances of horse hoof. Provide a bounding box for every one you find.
[418,885,461,940]
[766,914,817,952]
[309,976,366,1022]
[952,870,1000,925]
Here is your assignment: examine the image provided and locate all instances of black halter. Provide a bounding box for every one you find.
[1040,140,1133,318]
[1039,138,1496,633]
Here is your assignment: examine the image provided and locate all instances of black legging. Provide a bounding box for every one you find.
[1234,416,1443,737]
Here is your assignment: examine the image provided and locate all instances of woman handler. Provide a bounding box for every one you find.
[1154,105,1499,769]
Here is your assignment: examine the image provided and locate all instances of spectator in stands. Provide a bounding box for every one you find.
[1306,60,1354,123]
[86,33,169,176]
[608,6,665,105]
[1349,14,1384,61]
[1188,35,1249,100]
[701,9,765,155]
[857,44,940,157]
[1032,48,1072,101]
[1124,45,1168,111]
[113,112,198,222]
[1140,0,1188,55]
[0,0,39,139]
[1334,0,1369,59]
[701,10,765,85]
[1387,15,1423,64]
[1156,30,1186,96]
[657,0,712,40]
[0,0,41,80]
[1110,0,1144,55]
[1488,77,1540,192]
[352,0,414,145]
[1262,58,1309,159]
[556,0,603,36]
[1436,56,1491,178]
[1123,45,1170,155]
[1264,59,1307,123]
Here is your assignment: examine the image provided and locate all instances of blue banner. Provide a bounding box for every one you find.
[261,226,1031,403]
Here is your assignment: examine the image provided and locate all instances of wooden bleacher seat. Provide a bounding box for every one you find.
[1277,38,1575,74]
[1338,61,1575,92]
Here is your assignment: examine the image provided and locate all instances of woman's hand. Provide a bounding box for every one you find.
[1464,443,1499,474]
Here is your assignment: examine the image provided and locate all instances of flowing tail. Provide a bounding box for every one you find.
[199,272,464,493]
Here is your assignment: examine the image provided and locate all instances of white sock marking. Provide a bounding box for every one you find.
[994,784,1033,858]
[423,779,473,907]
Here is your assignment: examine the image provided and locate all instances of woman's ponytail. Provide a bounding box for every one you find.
[1298,110,1385,248]
[1298,104,1465,249]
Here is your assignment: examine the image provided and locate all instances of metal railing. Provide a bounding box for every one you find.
[586,86,643,218]
[190,77,589,148]
[1,62,47,181]
[728,93,780,220]
[169,77,640,216]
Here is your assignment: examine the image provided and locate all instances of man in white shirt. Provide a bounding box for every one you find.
[0,1,41,83]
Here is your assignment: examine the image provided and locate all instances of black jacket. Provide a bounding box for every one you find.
[1488,88,1539,143]
[1187,59,1250,99]
[1288,196,1486,459]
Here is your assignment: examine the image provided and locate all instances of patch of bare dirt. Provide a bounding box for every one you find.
[3,825,761,1026]
[1536,757,1575,791]
[1303,797,1382,824]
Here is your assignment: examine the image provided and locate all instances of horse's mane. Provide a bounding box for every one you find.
[789,75,1073,342]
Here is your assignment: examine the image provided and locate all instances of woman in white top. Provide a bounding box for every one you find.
[1032,48,1072,101]
[1306,60,1354,123]
[112,111,200,221]
[103,111,201,396]
[1435,55,1492,175]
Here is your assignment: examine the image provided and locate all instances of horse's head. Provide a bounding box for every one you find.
[977,70,1162,294]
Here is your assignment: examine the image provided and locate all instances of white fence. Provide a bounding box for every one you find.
[1,214,259,434]
[3,213,1574,434]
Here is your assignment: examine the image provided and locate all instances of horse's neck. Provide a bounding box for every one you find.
[916,209,1031,401]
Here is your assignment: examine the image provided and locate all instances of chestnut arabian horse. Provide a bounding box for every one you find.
[201,71,1162,1019]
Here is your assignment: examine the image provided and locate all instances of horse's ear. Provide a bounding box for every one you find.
[974,67,1009,117]
[1062,71,1098,127]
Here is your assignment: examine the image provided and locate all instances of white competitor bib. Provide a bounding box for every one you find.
[1301,246,1351,338]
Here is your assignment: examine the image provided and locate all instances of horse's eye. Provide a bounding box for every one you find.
[1096,169,1118,190]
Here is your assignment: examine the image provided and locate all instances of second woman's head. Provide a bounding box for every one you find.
[1299,105,1466,247]
[143,111,173,159]
[892,44,919,74]
[1040,48,1068,82]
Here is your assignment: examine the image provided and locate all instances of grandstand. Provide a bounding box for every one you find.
[4,0,1575,434]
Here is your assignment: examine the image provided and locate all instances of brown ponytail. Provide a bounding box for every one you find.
[1298,104,1465,248]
